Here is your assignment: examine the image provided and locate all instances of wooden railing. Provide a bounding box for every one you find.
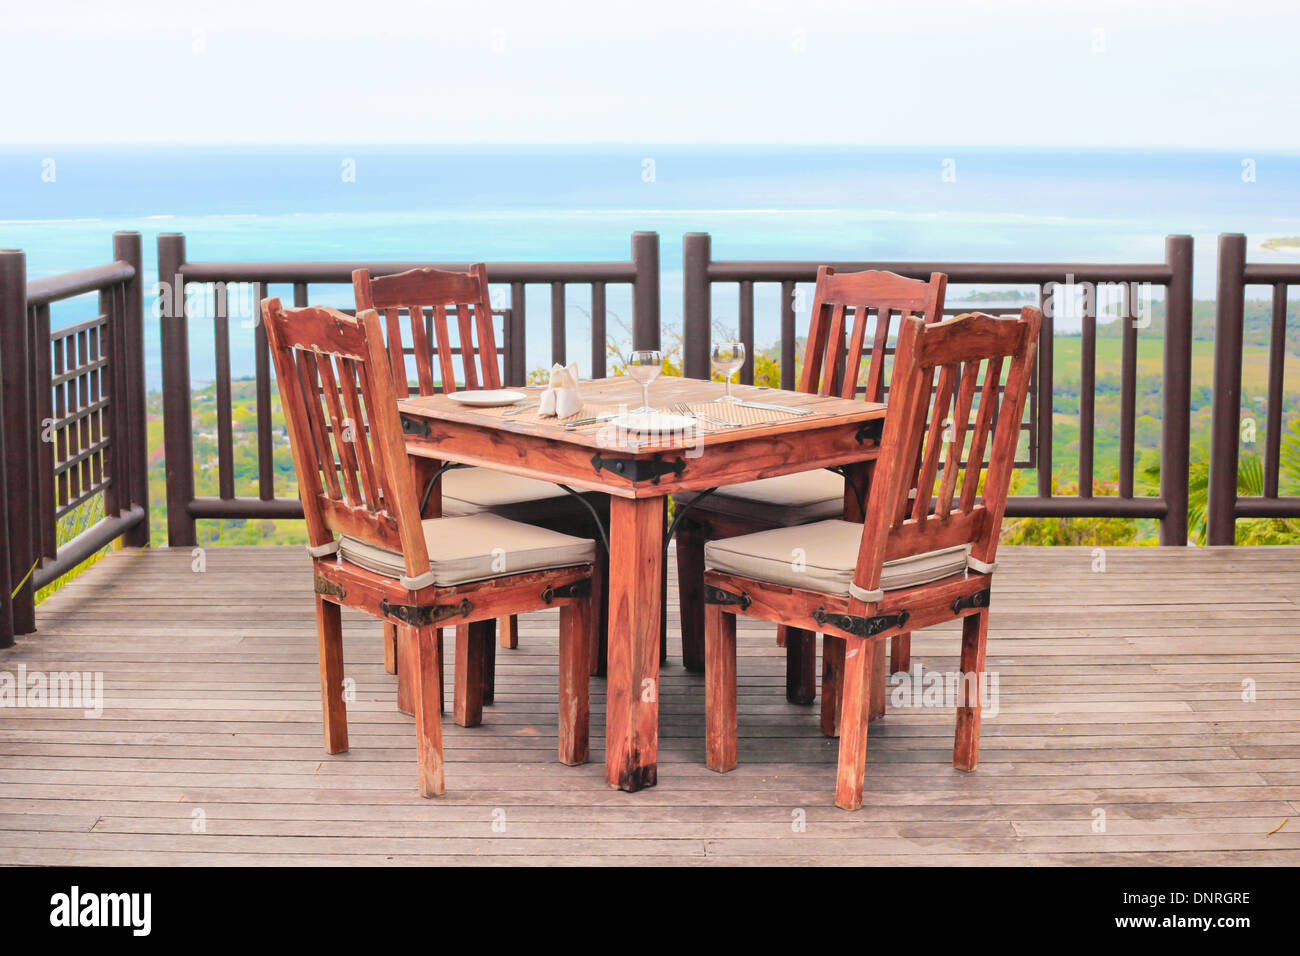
[0,233,150,645]
[7,226,1299,645]
[156,232,660,546]
[682,234,1195,545]
[1208,233,1300,544]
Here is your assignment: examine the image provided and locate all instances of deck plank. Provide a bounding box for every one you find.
[1,544,1297,866]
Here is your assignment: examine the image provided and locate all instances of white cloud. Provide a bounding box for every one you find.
[1,0,1297,147]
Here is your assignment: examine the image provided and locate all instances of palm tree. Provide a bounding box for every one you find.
[1180,418,1300,545]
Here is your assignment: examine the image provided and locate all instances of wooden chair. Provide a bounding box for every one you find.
[701,307,1041,810]
[676,268,947,693]
[353,266,610,707]
[262,297,595,796]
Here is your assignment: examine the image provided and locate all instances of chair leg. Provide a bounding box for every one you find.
[820,635,844,737]
[954,609,989,772]
[870,638,887,720]
[704,602,738,772]
[315,595,349,754]
[499,615,519,649]
[785,627,816,704]
[413,624,445,797]
[384,622,398,674]
[676,521,707,672]
[657,497,670,666]
[453,621,490,727]
[484,622,496,706]
[775,625,787,648]
[396,624,416,717]
[558,596,591,766]
[890,632,911,675]
[834,634,875,811]
[436,628,445,714]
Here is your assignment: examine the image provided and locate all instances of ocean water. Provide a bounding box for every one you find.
[2,146,1298,388]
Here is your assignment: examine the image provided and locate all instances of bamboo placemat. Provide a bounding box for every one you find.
[470,397,818,432]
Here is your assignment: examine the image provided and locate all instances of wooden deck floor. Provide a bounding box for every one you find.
[1,544,1298,866]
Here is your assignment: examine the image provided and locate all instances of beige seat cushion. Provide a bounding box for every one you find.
[680,470,847,524]
[439,466,571,517]
[338,513,595,587]
[704,519,969,597]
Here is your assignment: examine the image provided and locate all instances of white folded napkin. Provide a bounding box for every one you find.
[538,362,582,418]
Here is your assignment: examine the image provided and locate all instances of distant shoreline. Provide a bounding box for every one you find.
[1261,237,1300,251]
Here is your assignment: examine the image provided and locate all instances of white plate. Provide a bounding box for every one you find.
[446,389,528,408]
[612,412,698,433]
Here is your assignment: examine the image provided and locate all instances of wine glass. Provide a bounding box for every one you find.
[627,350,663,413]
[711,341,746,403]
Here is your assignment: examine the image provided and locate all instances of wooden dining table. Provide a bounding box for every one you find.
[398,376,885,792]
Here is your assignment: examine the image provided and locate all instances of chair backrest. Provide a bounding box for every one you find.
[262,298,430,579]
[852,307,1042,602]
[798,267,948,401]
[353,264,501,396]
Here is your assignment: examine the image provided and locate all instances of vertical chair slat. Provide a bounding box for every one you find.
[337,357,381,511]
[959,356,1005,514]
[911,363,957,525]
[296,351,343,500]
[430,305,456,393]
[470,267,502,389]
[936,361,980,519]
[382,307,409,397]
[841,305,870,399]
[892,363,937,528]
[862,309,893,402]
[819,303,847,397]
[352,348,396,513]
[410,305,438,394]
[457,304,480,390]
[315,352,363,507]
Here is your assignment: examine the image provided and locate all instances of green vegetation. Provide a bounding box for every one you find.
[1261,237,1300,251]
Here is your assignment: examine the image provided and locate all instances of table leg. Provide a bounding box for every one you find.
[605,495,663,792]
[785,627,816,704]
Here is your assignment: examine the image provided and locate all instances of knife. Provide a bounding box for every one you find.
[563,413,620,428]
[737,400,816,417]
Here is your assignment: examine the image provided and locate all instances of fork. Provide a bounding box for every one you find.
[502,401,538,416]
[674,402,740,428]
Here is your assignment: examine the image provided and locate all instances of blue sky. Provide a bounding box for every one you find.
[2,0,1298,149]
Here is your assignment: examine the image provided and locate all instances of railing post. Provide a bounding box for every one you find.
[0,249,36,636]
[158,233,197,547]
[0,253,15,645]
[682,232,711,379]
[1160,235,1193,546]
[1208,233,1246,545]
[115,232,150,547]
[631,232,660,352]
